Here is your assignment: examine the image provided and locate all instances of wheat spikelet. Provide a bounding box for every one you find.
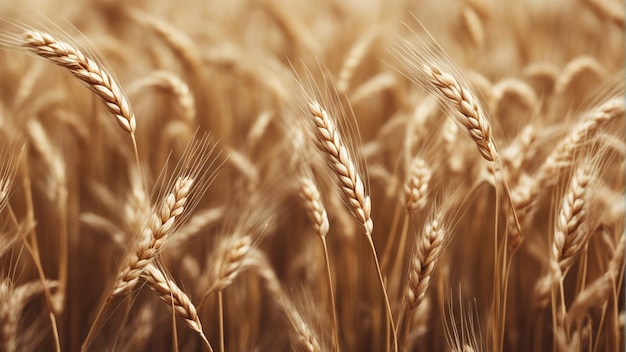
[307,101,373,235]
[285,301,323,352]
[21,30,136,134]
[405,211,446,310]
[337,28,378,94]
[127,9,203,72]
[0,279,58,352]
[350,72,398,105]
[568,233,625,325]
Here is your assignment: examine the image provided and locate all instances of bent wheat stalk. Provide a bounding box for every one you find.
[83,177,195,352]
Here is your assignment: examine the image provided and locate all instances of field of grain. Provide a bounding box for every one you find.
[0,0,623,351]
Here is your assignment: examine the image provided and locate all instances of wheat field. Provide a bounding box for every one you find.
[0,0,623,351]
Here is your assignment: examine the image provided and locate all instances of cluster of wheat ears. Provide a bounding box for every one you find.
[0,0,623,351]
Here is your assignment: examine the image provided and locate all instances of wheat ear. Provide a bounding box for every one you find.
[552,162,592,280]
[208,234,253,293]
[21,30,139,164]
[424,64,498,163]
[143,263,213,351]
[307,101,373,235]
[403,156,432,214]
[299,177,339,351]
[508,96,624,251]
[111,176,194,297]
[404,212,446,310]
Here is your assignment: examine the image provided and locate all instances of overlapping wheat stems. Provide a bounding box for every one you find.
[418,62,511,351]
[82,176,194,351]
[298,177,339,351]
[306,101,397,351]
[143,263,212,351]
[20,30,140,165]
[507,96,624,252]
